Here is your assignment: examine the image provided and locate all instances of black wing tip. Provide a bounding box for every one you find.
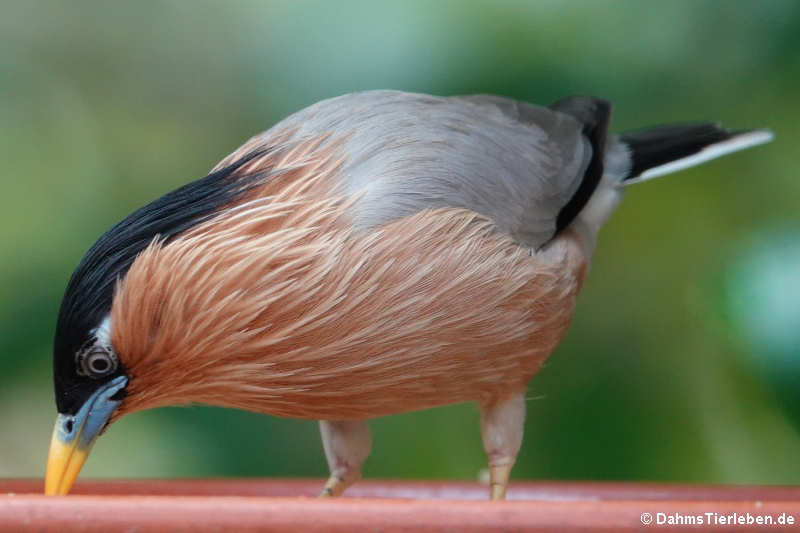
[552,96,612,237]
[550,96,612,128]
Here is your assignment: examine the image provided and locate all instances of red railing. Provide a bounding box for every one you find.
[2,479,799,532]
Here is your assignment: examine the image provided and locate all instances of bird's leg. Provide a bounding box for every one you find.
[480,392,526,500]
[318,420,372,497]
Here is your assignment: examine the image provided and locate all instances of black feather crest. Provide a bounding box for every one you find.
[53,147,273,413]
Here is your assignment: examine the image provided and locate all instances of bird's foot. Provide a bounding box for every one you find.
[480,391,525,501]
[489,463,512,500]
[318,420,372,498]
[319,474,349,497]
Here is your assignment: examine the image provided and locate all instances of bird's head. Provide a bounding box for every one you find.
[44,148,278,495]
[47,312,128,495]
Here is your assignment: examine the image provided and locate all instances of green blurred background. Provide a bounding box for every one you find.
[2,1,799,485]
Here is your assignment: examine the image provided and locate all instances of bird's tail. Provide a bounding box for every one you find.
[574,123,772,249]
[613,124,773,186]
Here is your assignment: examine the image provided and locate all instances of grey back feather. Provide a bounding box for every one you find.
[263,91,593,248]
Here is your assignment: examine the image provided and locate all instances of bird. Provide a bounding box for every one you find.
[45,90,772,500]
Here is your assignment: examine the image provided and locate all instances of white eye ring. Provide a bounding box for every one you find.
[77,347,119,378]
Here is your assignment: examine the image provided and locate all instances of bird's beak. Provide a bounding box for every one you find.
[45,375,127,495]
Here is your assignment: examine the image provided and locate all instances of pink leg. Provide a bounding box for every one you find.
[480,392,526,500]
[318,420,372,497]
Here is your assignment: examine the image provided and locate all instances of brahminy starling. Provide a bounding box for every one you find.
[46,91,772,499]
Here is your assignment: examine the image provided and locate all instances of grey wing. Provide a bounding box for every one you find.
[268,90,602,248]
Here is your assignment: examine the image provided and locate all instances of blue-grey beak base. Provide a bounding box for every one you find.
[46,375,128,495]
[55,375,128,448]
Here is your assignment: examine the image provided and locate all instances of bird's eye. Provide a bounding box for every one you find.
[77,347,118,378]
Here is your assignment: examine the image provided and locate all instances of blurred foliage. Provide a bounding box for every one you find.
[1,0,799,484]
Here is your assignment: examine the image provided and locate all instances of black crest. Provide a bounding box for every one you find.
[53,148,272,413]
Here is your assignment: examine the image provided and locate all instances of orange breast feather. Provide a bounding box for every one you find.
[111,134,587,420]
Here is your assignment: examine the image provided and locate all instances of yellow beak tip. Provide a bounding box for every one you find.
[45,420,89,496]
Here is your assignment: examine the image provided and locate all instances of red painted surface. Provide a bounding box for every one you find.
[2,479,800,532]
